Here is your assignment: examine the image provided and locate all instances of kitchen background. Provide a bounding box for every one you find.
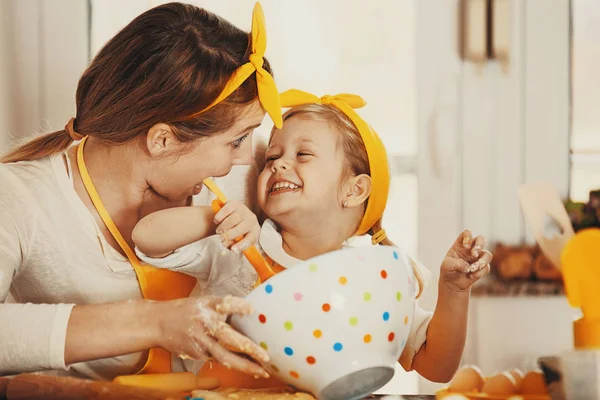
[0,0,598,394]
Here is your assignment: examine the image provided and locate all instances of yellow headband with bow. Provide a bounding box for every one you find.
[279,89,390,239]
[191,2,282,128]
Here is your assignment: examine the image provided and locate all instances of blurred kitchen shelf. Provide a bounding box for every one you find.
[472,275,565,297]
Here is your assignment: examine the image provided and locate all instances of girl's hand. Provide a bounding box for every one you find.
[214,200,260,253]
[440,230,493,292]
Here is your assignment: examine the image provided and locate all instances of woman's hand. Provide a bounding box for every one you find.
[439,229,493,292]
[214,200,260,253]
[153,295,270,378]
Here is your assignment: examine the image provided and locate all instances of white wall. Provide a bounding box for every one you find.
[0,0,12,154]
[465,297,578,374]
[1,0,88,143]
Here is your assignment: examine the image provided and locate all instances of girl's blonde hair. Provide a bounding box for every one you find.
[275,104,425,298]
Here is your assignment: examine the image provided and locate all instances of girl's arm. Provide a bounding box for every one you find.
[410,285,470,382]
[409,230,492,383]
[132,206,216,258]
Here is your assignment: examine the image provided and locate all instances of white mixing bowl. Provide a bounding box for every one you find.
[232,246,417,400]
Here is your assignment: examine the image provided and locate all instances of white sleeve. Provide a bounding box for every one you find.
[0,179,74,374]
[399,300,433,371]
[135,240,207,270]
[135,236,250,287]
[399,256,433,371]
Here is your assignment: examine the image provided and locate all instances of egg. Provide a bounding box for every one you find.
[448,365,485,392]
[481,371,517,395]
[521,370,549,395]
[438,395,470,400]
[508,368,525,391]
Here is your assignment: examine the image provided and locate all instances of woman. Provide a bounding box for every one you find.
[0,2,280,381]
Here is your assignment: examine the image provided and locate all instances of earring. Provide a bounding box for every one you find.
[342,199,348,208]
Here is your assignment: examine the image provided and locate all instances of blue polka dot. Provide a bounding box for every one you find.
[284,347,294,356]
[383,312,390,321]
[333,342,343,352]
[393,251,398,259]
[265,284,273,294]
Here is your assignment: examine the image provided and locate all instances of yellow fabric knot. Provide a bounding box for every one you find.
[249,53,265,70]
[320,95,334,105]
[189,3,282,128]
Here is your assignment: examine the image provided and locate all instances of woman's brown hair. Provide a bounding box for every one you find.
[2,2,271,163]
[275,104,425,298]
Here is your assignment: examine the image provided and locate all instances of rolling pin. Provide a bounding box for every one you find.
[6,373,185,400]
[114,372,219,392]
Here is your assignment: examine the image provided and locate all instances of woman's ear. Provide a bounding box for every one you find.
[146,123,178,157]
[343,174,372,209]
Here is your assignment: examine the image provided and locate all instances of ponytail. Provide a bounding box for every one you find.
[2,129,74,163]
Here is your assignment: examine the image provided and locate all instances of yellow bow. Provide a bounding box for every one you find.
[279,89,390,236]
[194,3,282,128]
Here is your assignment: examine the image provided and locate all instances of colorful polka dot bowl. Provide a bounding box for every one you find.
[231,246,417,400]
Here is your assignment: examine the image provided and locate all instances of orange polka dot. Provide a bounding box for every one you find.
[290,370,300,379]
[388,332,395,342]
[339,276,348,285]
[404,316,409,325]
[381,270,388,279]
[306,356,316,365]
[313,329,322,338]
[364,334,372,343]
[322,303,331,312]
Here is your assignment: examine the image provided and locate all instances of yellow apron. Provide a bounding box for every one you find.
[76,137,196,374]
[197,255,287,389]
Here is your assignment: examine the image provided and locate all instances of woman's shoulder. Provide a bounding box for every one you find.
[0,155,64,215]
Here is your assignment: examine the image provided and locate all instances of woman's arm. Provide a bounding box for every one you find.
[64,299,159,364]
[132,206,216,258]
[66,296,270,377]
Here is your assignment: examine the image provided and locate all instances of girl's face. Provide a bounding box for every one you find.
[257,115,349,227]
[147,102,265,202]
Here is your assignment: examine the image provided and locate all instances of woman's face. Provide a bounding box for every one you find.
[147,102,265,202]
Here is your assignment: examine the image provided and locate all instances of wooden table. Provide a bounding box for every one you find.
[0,374,184,400]
[0,374,435,400]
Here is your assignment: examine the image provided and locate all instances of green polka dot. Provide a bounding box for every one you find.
[260,342,268,350]
[396,292,402,301]
[284,321,294,331]
[309,263,318,272]
[349,317,358,326]
[364,292,372,301]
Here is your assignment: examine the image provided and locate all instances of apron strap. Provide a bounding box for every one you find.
[76,136,196,374]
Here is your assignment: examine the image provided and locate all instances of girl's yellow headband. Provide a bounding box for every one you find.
[190,2,282,128]
[279,89,390,240]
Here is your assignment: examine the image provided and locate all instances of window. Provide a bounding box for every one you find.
[571,0,600,201]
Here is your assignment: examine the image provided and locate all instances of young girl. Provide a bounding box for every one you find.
[132,90,492,386]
